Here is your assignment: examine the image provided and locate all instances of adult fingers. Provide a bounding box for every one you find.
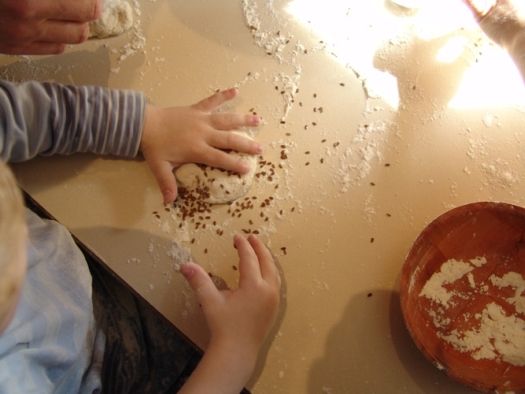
[234,234,261,286]
[193,88,238,112]
[247,235,281,288]
[180,262,221,307]
[145,158,178,205]
[40,20,90,44]
[199,147,251,174]
[32,0,101,22]
[462,0,494,19]
[209,112,260,131]
[209,131,262,155]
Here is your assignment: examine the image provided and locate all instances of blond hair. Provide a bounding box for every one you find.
[0,161,25,324]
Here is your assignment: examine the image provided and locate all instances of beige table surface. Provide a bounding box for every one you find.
[3,0,525,392]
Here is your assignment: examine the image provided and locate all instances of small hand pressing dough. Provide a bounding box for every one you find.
[89,0,133,39]
[175,132,258,204]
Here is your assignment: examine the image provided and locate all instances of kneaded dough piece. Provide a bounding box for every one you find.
[89,0,134,39]
[175,133,258,204]
[389,0,422,10]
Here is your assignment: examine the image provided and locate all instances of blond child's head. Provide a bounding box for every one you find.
[0,161,26,333]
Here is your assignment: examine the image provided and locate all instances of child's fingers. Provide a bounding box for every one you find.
[146,158,178,204]
[209,131,262,155]
[247,235,281,288]
[234,234,262,286]
[193,88,238,112]
[210,112,260,130]
[199,148,250,174]
[180,262,221,307]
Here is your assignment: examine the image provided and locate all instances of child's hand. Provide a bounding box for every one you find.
[179,235,281,392]
[140,88,262,205]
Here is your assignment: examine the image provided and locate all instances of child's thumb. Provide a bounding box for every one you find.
[147,158,178,205]
[180,262,220,305]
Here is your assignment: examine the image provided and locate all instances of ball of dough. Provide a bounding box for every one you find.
[89,0,134,39]
[175,133,258,204]
[389,0,422,10]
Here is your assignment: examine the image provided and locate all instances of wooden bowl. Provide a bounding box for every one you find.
[400,202,525,393]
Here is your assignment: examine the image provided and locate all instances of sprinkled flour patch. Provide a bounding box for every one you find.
[442,303,525,366]
[419,257,486,307]
[418,256,525,366]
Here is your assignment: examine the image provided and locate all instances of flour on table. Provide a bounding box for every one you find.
[174,132,258,204]
[89,0,134,39]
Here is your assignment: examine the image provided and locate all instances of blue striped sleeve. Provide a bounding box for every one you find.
[0,80,145,162]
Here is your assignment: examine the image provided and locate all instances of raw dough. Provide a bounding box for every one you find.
[175,133,258,204]
[389,0,422,10]
[89,0,134,39]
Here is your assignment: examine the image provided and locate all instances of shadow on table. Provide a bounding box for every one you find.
[307,288,478,394]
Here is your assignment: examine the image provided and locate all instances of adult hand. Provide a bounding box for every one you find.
[463,0,496,20]
[140,88,263,205]
[179,235,281,394]
[463,0,525,47]
[0,0,101,55]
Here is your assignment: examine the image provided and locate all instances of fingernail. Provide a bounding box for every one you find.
[163,189,177,205]
[180,263,196,279]
[240,163,250,173]
[254,144,263,154]
[233,234,241,248]
[250,115,260,126]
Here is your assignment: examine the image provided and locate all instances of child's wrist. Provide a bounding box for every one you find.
[140,104,160,153]
[206,337,259,377]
